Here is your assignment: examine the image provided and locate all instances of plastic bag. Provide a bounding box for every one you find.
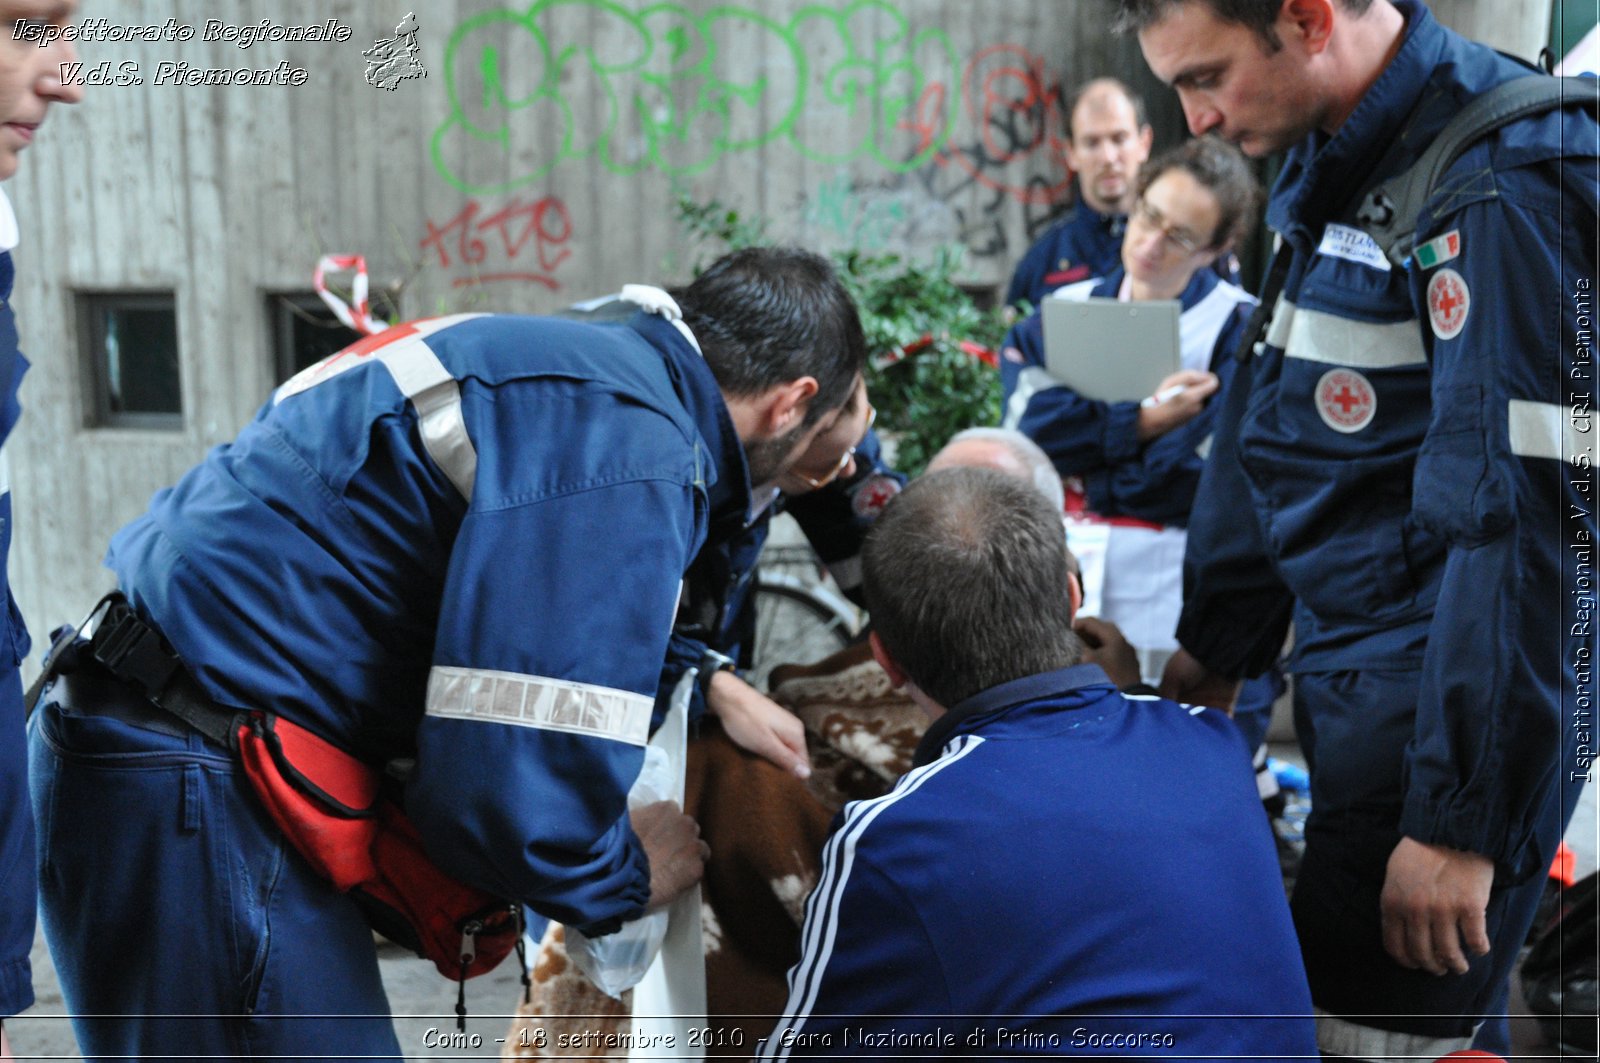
[567,742,675,999]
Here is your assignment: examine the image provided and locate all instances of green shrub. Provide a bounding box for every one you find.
[677,197,1007,476]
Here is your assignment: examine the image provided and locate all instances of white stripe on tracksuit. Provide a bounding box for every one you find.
[759,734,987,1060]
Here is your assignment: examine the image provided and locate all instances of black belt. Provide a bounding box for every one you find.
[27,593,247,750]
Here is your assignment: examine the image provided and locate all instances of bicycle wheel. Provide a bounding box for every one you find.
[748,577,859,690]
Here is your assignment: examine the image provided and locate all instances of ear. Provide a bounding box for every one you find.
[760,376,820,435]
[1067,569,1084,619]
[1282,0,1335,54]
[869,630,910,690]
[1137,123,1155,157]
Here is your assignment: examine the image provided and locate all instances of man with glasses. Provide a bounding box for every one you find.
[1007,78,1239,313]
[1120,0,1597,1054]
[29,247,871,1059]
[660,375,900,780]
[1002,137,1263,692]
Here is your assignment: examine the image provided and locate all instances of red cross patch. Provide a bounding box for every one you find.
[851,473,902,518]
[1427,267,1470,340]
[1315,368,1376,434]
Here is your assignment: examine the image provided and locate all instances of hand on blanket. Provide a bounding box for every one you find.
[707,669,812,780]
[633,800,710,910]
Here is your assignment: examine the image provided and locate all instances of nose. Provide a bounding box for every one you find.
[1178,91,1219,136]
[1130,226,1164,259]
[42,41,85,104]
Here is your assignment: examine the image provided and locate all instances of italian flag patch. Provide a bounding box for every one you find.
[1414,230,1461,269]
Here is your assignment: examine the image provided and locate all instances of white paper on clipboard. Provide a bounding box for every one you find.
[629,670,707,1058]
[1041,296,1181,403]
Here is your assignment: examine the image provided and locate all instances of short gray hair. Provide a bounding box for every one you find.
[936,428,1066,512]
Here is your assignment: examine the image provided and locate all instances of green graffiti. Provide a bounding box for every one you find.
[430,0,959,195]
[804,172,908,248]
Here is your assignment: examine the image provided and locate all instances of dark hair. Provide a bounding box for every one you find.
[863,467,1081,708]
[1113,0,1373,50]
[1135,136,1262,249]
[672,247,865,426]
[1065,77,1149,141]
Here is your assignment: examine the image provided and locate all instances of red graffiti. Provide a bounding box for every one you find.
[420,196,575,289]
[934,44,1073,207]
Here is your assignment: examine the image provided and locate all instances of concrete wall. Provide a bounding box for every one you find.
[3,0,1552,660]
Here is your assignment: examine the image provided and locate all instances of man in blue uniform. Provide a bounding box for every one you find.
[28,247,868,1060]
[658,375,902,780]
[0,4,82,1059]
[1122,0,1598,1053]
[1008,79,1239,313]
[1007,78,1156,311]
[759,468,1317,1058]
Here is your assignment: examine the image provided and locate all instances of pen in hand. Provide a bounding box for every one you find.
[1141,384,1188,408]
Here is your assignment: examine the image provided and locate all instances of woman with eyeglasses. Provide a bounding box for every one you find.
[999,136,1271,718]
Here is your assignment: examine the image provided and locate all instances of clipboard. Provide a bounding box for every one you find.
[1041,296,1182,403]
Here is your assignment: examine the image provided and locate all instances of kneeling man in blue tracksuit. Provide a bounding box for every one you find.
[759,467,1317,1060]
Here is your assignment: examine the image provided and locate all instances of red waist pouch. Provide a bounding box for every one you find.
[235,712,519,979]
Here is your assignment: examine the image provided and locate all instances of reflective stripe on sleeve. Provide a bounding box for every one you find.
[426,665,653,746]
[1508,400,1591,464]
[1263,296,1296,352]
[1002,366,1059,430]
[273,313,486,502]
[377,336,478,502]
[1283,306,1427,369]
[1314,1009,1469,1059]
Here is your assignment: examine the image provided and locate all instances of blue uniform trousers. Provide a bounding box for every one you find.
[1289,668,1579,1041]
[1234,670,1285,754]
[28,674,403,1062]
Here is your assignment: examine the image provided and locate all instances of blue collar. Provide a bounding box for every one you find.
[912,663,1116,767]
[1268,0,1445,235]
[1092,267,1220,311]
[627,311,751,530]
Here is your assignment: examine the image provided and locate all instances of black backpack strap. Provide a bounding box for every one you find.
[1356,75,1599,267]
[1234,246,1293,364]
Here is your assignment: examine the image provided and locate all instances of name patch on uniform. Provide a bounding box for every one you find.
[1315,368,1377,433]
[1316,224,1391,272]
[1413,229,1461,269]
[1427,268,1471,340]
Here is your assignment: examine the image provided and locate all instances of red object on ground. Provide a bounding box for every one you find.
[1549,841,1577,888]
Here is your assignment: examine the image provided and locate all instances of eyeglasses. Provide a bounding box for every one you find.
[1129,198,1205,255]
[793,403,877,491]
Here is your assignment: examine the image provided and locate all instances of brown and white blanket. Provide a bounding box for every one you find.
[503,642,926,1059]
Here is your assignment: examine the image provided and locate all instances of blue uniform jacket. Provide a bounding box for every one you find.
[106,310,727,934]
[0,248,34,1017]
[1006,203,1123,312]
[1177,0,1599,876]
[999,269,1255,526]
[656,431,901,722]
[759,664,1318,1058]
